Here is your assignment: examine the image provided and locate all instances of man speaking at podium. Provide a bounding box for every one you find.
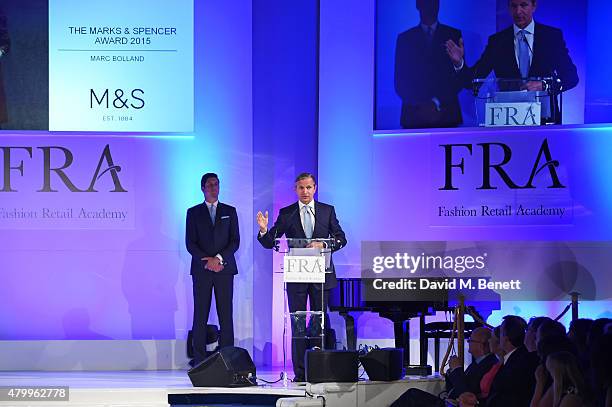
[446,0,578,106]
[256,173,347,382]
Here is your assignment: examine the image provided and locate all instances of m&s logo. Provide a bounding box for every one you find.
[90,88,145,109]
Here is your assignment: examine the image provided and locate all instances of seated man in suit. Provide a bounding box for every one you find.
[391,327,498,407]
[394,0,464,129]
[392,326,498,407]
[446,327,498,400]
[445,0,578,123]
[256,173,347,382]
[459,316,539,407]
[483,315,538,406]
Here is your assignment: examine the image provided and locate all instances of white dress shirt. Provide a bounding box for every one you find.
[503,347,517,365]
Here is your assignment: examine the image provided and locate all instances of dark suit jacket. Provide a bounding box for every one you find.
[257,201,346,289]
[186,202,240,275]
[461,22,578,91]
[395,23,464,128]
[485,346,538,407]
[446,353,499,399]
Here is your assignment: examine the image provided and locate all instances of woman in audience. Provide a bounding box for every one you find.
[546,351,591,407]
[537,335,578,364]
[526,317,553,352]
[568,318,593,373]
[531,362,554,407]
[537,319,567,346]
[531,334,580,407]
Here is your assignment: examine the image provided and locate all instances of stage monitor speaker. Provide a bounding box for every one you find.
[188,346,256,387]
[305,349,358,383]
[359,348,404,381]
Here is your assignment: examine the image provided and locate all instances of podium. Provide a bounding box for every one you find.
[473,77,562,126]
[273,237,335,386]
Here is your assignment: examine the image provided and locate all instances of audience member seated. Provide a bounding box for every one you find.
[587,318,612,349]
[479,325,505,400]
[488,315,538,406]
[589,331,612,407]
[459,315,538,407]
[526,317,553,353]
[536,335,578,365]
[567,318,593,372]
[545,351,592,407]
[404,314,612,407]
[536,319,567,346]
[531,334,579,407]
[531,362,554,407]
[391,326,498,407]
[530,329,579,406]
[446,327,499,400]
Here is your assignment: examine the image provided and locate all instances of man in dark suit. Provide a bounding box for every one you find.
[394,0,464,129]
[484,315,538,407]
[447,327,498,399]
[186,173,240,365]
[446,0,578,122]
[256,173,347,382]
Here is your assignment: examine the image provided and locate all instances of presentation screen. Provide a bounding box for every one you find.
[375,0,612,130]
[0,0,193,133]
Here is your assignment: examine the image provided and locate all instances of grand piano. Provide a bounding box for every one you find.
[329,278,500,368]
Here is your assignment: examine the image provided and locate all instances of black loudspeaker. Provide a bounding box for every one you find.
[305,349,358,383]
[359,348,405,381]
[188,346,256,387]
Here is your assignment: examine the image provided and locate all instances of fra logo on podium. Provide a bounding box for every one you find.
[485,102,541,127]
[283,256,326,283]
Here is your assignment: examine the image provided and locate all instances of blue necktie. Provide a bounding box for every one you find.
[518,30,530,80]
[209,203,216,225]
[303,206,313,239]
[425,25,434,46]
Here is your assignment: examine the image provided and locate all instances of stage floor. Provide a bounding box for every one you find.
[0,369,444,406]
